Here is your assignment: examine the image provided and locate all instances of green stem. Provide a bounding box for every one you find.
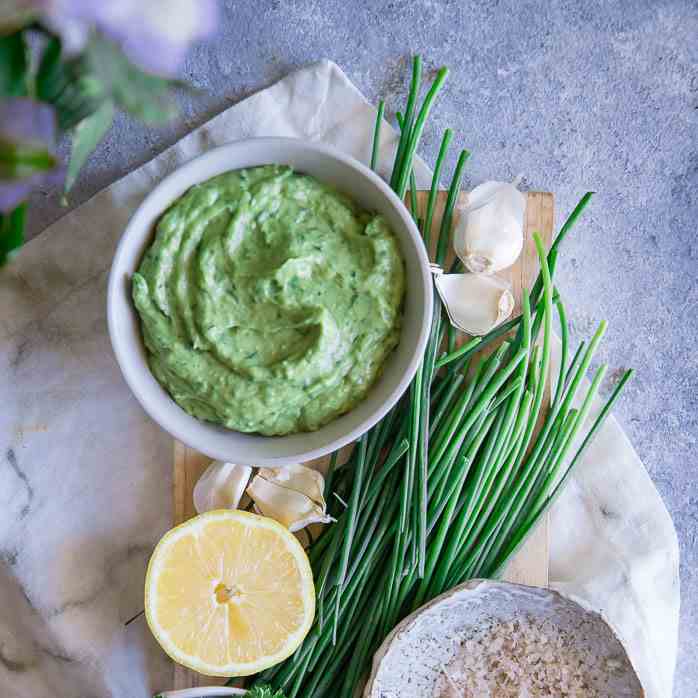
[370,100,385,171]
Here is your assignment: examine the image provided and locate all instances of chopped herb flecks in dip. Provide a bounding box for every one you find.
[132,165,405,435]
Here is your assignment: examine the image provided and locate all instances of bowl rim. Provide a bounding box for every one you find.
[365,579,644,697]
[107,137,433,465]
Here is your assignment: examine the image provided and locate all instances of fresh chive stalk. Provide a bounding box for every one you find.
[390,56,422,192]
[243,59,631,698]
[370,100,385,171]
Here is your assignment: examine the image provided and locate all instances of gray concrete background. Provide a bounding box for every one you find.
[24,0,697,694]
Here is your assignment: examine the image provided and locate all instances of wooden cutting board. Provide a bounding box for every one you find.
[170,190,554,689]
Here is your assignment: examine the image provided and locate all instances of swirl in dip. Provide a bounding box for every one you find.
[132,165,405,436]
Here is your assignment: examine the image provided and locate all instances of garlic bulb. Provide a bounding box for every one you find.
[454,179,525,275]
[434,272,514,336]
[193,461,252,514]
[246,464,333,532]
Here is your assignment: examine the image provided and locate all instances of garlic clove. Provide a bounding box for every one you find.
[454,180,525,275]
[256,464,326,506]
[247,474,333,532]
[434,273,514,336]
[193,461,252,514]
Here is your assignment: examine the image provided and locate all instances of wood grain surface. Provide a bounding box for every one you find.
[171,190,554,687]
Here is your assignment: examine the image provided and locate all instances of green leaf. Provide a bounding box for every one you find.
[0,31,28,97]
[35,37,64,102]
[85,36,177,124]
[0,139,57,179]
[65,99,114,192]
[0,202,26,265]
[36,38,107,130]
[36,34,179,130]
[246,686,287,698]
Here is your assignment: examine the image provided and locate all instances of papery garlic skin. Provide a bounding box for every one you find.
[247,464,333,532]
[193,461,252,514]
[434,273,515,336]
[454,180,525,275]
[257,464,326,504]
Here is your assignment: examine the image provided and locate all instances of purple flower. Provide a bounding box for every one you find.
[40,0,218,76]
[0,98,62,213]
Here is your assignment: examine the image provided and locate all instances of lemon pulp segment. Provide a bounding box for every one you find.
[144,509,315,676]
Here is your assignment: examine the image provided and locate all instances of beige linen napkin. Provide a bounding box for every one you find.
[0,60,678,698]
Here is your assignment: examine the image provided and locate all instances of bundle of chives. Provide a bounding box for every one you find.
[243,57,632,698]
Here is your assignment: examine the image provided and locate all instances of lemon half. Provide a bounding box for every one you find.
[145,509,315,676]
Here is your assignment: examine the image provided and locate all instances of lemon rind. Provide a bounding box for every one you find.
[144,509,315,677]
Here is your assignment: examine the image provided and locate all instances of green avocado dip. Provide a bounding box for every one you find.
[132,165,405,436]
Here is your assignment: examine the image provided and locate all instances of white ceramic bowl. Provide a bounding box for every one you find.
[366,580,643,696]
[107,138,432,466]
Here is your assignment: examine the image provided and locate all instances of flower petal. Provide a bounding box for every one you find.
[0,99,61,212]
[45,0,219,76]
[0,98,57,148]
